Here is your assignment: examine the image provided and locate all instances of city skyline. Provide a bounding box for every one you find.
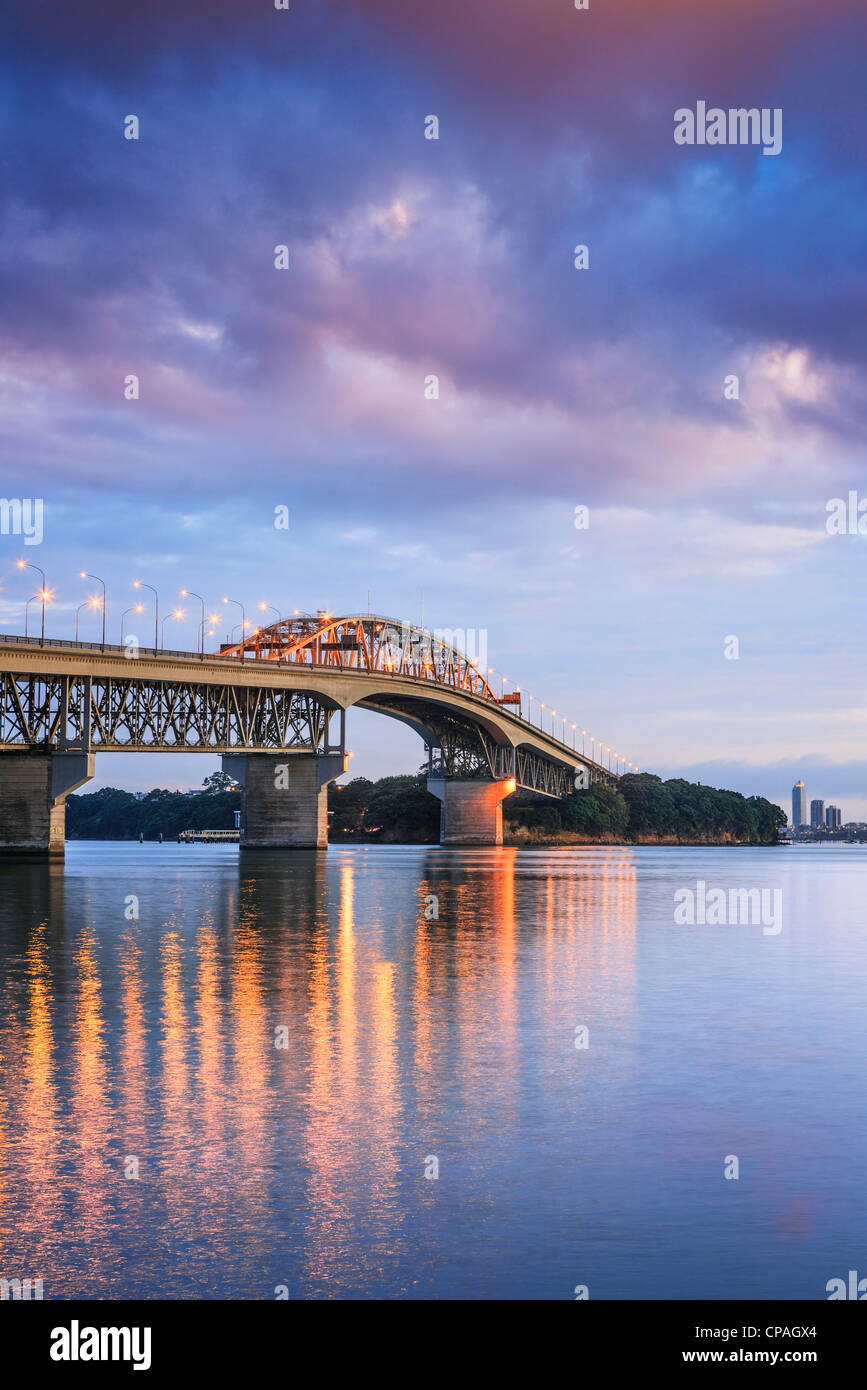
[792,778,847,830]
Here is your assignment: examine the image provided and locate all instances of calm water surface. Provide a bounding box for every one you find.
[0,842,865,1299]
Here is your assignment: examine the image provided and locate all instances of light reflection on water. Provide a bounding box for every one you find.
[0,842,864,1299]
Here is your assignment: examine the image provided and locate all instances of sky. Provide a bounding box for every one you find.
[1,0,866,818]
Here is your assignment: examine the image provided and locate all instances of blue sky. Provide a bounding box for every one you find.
[1,1,866,818]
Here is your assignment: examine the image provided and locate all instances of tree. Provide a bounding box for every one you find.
[201,770,236,794]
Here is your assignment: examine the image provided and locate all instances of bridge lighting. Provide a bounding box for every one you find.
[74,597,100,641]
[24,592,43,639]
[504,777,517,794]
[133,580,159,651]
[181,589,206,657]
[17,559,49,644]
[120,603,145,646]
[161,609,184,647]
[80,571,107,650]
[222,597,246,640]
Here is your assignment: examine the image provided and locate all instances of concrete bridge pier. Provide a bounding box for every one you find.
[223,751,347,849]
[428,777,516,847]
[0,751,95,856]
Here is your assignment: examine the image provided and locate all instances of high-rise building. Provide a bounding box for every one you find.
[825,805,842,829]
[792,780,807,828]
[810,799,825,828]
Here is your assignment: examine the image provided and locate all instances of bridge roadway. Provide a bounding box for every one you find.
[0,618,615,854]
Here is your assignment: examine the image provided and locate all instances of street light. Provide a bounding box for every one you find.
[120,603,145,646]
[180,589,205,656]
[75,597,101,641]
[80,572,106,650]
[24,593,41,639]
[230,620,251,644]
[161,609,184,647]
[132,580,159,651]
[222,597,246,646]
[258,603,281,626]
[16,560,49,643]
[199,614,219,651]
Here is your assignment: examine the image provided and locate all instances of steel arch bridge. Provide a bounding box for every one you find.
[0,612,620,799]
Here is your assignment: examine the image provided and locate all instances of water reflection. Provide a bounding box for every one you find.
[3,842,856,1299]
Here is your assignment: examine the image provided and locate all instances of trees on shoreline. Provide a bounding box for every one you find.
[66,770,785,845]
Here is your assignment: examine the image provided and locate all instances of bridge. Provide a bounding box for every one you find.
[0,612,624,855]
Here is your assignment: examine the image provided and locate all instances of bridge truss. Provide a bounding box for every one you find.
[0,672,342,754]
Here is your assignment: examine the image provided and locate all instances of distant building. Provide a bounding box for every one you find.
[792,780,807,828]
[810,799,825,829]
[825,805,842,829]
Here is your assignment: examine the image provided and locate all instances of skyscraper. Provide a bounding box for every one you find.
[810,799,825,828]
[826,805,842,829]
[792,780,807,828]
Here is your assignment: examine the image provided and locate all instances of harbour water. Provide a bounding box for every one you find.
[0,842,864,1300]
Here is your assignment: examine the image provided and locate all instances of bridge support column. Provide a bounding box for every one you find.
[223,752,347,850]
[427,777,515,847]
[0,751,94,856]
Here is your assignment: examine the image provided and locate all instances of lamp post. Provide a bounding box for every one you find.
[16,560,49,643]
[222,597,246,646]
[24,593,41,639]
[199,614,219,651]
[258,603,281,626]
[230,621,251,644]
[80,572,106,650]
[121,603,145,646]
[161,609,184,647]
[132,580,159,651]
[75,597,100,641]
[180,589,206,657]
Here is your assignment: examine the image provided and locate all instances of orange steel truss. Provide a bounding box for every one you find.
[219,614,499,703]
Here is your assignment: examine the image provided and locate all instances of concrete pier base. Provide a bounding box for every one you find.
[0,751,94,856]
[427,777,515,847]
[223,752,347,849]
